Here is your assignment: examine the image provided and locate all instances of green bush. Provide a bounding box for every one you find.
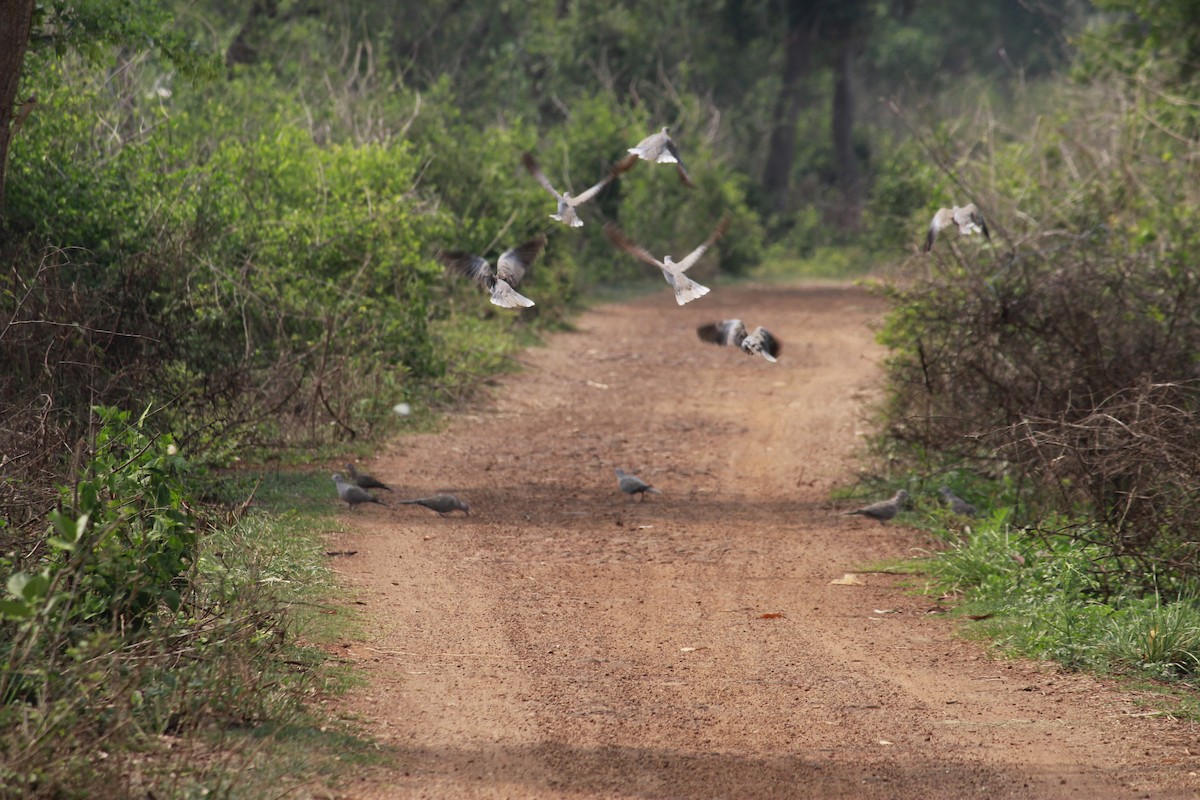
[874,78,1200,589]
[0,407,337,798]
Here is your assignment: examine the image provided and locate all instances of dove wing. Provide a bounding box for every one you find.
[521,152,566,201]
[665,139,695,187]
[964,205,992,242]
[697,319,746,348]
[604,223,665,270]
[673,215,730,273]
[569,153,638,206]
[747,326,782,361]
[496,235,547,286]
[440,251,495,289]
[923,208,952,252]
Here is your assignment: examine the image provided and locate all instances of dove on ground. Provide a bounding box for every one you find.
[522,151,638,228]
[615,468,661,501]
[627,126,694,187]
[697,319,782,363]
[398,493,471,516]
[345,463,392,492]
[924,203,990,251]
[332,472,387,510]
[939,486,979,517]
[843,489,909,522]
[439,235,547,308]
[603,216,729,306]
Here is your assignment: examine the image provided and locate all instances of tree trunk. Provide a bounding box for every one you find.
[762,22,812,216]
[830,36,863,230]
[226,0,280,70]
[0,0,36,219]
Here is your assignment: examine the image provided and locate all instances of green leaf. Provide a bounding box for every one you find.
[0,599,33,620]
[50,512,89,548]
[7,572,49,603]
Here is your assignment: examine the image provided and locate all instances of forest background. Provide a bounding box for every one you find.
[6,0,1200,796]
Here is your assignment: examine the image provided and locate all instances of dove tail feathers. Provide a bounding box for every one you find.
[490,280,535,308]
[666,272,710,305]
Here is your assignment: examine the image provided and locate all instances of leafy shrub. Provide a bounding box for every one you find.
[0,407,332,798]
[874,78,1200,589]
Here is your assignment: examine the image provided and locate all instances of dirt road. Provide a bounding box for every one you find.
[324,284,1199,799]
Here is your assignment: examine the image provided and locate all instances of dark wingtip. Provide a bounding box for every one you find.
[922,229,935,252]
[766,333,782,359]
[613,153,639,175]
[602,221,630,250]
[676,163,696,188]
[712,214,731,240]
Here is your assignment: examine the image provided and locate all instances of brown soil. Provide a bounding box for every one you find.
[321,284,1199,799]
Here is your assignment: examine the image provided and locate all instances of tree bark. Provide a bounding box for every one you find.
[830,36,863,230]
[226,0,279,70]
[762,21,812,216]
[0,0,36,219]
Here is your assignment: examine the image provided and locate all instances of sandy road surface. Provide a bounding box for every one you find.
[322,284,1199,799]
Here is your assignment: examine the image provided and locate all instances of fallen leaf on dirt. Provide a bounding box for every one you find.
[830,573,865,586]
[586,380,609,389]
[759,612,786,619]
[873,609,896,614]
[680,646,697,653]
[325,550,358,557]
[878,740,893,746]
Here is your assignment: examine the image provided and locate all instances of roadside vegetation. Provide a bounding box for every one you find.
[869,6,1200,697]
[5,0,1200,795]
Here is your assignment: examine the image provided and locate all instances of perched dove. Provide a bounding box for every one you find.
[939,486,979,517]
[924,203,990,251]
[332,472,387,510]
[627,126,694,187]
[603,216,729,306]
[697,319,782,363]
[439,235,547,309]
[345,463,392,492]
[615,468,661,501]
[843,489,909,522]
[522,151,638,228]
[398,493,471,516]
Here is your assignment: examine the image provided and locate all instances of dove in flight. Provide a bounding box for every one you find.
[522,151,638,228]
[603,216,729,306]
[696,319,782,363]
[924,203,990,251]
[627,126,694,187]
[439,235,547,309]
